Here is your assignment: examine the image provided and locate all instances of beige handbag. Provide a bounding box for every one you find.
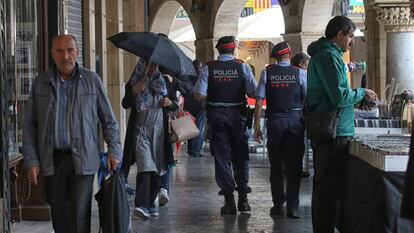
[169,106,200,143]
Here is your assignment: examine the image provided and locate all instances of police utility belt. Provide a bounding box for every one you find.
[269,109,302,113]
[207,104,247,115]
[207,104,243,109]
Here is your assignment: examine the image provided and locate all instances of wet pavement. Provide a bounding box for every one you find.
[131,146,313,233]
[12,145,314,233]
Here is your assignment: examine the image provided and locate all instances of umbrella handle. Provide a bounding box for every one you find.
[143,60,155,80]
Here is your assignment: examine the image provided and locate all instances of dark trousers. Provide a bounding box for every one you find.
[135,172,161,208]
[311,137,350,233]
[266,113,304,211]
[207,107,249,195]
[44,151,94,233]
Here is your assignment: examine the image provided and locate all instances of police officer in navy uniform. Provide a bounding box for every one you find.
[254,41,306,218]
[193,36,257,215]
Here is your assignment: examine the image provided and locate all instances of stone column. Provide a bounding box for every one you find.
[282,32,322,55]
[365,5,387,93]
[194,38,216,64]
[122,0,144,83]
[375,5,414,94]
[106,0,126,140]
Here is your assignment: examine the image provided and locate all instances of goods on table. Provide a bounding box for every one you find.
[350,134,410,171]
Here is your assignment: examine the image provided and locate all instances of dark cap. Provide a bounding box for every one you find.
[216,36,236,49]
[271,41,291,58]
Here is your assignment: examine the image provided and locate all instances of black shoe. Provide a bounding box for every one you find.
[270,206,284,216]
[237,192,251,212]
[196,152,204,157]
[301,171,310,179]
[287,210,301,219]
[238,195,251,212]
[188,152,198,157]
[221,194,237,215]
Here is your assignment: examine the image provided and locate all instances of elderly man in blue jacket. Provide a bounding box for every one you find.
[23,34,122,233]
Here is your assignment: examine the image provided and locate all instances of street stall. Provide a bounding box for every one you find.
[339,133,414,233]
[338,91,414,232]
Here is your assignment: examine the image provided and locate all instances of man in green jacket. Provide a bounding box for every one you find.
[307,16,377,233]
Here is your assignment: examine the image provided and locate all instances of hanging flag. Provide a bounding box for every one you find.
[253,0,271,13]
[242,0,254,17]
[245,0,254,8]
[349,0,365,14]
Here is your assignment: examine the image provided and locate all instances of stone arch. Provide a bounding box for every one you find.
[279,0,305,33]
[150,0,192,35]
[214,0,248,39]
[301,0,335,33]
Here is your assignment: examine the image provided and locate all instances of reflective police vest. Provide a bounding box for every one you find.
[207,59,245,104]
[265,64,302,114]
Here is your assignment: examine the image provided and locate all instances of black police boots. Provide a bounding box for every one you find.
[238,193,251,212]
[220,194,237,215]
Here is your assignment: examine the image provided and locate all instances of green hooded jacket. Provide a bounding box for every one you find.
[307,37,365,137]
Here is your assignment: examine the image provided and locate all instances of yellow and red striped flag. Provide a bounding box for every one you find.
[253,0,271,13]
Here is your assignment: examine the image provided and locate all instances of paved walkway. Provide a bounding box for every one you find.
[12,146,314,233]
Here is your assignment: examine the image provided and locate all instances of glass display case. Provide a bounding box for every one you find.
[6,0,38,154]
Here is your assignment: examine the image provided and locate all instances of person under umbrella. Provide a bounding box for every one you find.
[122,58,172,219]
[108,31,197,81]
[158,65,179,206]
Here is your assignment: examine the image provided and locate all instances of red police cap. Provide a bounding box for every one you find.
[271,41,291,58]
[216,36,236,49]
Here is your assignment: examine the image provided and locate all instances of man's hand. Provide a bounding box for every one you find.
[364,88,377,101]
[27,166,40,185]
[107,155,120,171]
[160,97,172,107]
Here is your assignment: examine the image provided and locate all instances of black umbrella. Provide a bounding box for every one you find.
[108,32,197,80]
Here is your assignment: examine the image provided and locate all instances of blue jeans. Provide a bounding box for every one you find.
[161,167,172,191]
[187,111,206,155]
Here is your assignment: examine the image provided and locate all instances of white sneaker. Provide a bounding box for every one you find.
[158,188,169,206]
[149,207,159,218]
[134,207,150,219]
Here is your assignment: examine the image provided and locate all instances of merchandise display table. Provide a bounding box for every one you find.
[339,132,414,232]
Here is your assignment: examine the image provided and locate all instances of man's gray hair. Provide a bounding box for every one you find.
[51,34,78,48]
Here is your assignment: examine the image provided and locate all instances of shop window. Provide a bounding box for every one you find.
[6,0,39,154]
